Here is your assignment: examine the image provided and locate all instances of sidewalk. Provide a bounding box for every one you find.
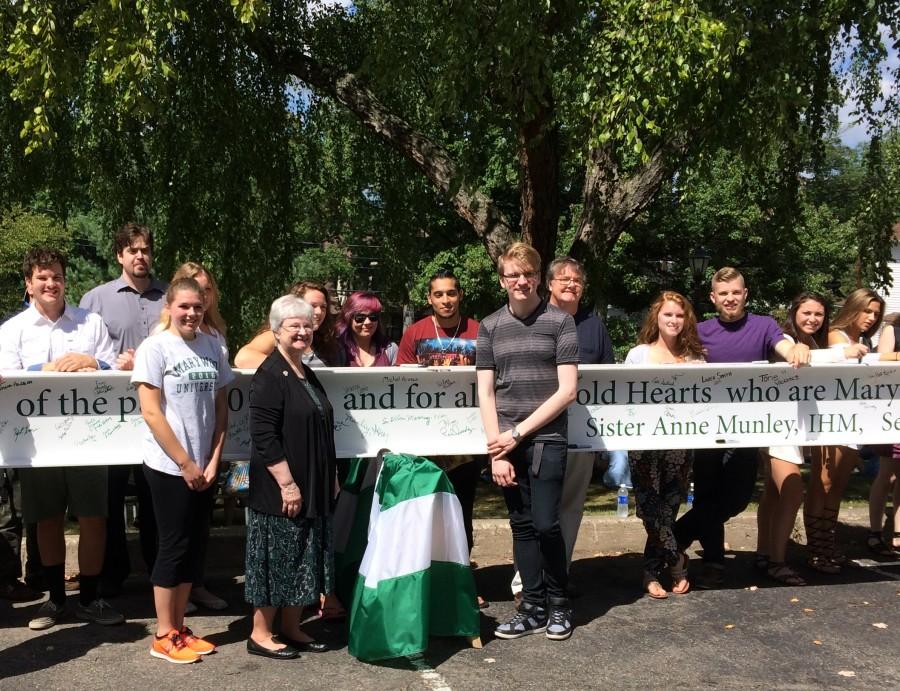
[50,507,875,576]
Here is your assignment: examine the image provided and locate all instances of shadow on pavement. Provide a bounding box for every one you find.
[0,620,147,681]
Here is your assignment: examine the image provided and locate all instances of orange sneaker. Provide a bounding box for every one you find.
[150,630,201,664]
[180,626,217,655]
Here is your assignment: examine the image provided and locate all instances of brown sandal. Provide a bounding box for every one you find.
[670,552,690,595]
[643,572,668,599]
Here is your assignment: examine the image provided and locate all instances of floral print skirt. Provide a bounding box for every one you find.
[628,448,691,577]
[244,508,335,608]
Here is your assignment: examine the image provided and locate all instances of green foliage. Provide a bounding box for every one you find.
[409,243,505,321]
[291,245,355,288]
[0,206,71,318]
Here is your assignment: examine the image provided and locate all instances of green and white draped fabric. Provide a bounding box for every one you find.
[333,456,381,608]
[348,453,479,662]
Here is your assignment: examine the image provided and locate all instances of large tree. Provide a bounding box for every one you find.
[2,1,898,305]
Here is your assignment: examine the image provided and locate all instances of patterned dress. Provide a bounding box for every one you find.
[627,449,692,577]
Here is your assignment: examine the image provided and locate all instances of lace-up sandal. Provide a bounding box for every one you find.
[670,552,690,595]
[804,512,840,575]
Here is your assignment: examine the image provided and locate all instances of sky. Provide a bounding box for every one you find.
[838,25,898,148]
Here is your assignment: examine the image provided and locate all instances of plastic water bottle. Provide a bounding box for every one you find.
[687,482,695,510]
[616,484,629,518]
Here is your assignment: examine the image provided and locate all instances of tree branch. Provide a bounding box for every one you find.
[571,134,690,260]
[246,31,515,260]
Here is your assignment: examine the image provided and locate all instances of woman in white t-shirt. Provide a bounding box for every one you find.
[756,292,830,586]
[624,291,704,599]
[132,277,234,664]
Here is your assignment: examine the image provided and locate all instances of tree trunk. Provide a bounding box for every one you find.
[518,99,560,271]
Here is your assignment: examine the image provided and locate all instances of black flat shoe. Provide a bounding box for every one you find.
[276,634,329,653]
[246,637,300,659]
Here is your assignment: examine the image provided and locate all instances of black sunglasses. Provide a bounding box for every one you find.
[353,313,380,324]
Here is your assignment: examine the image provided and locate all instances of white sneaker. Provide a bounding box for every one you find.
[29,600,67,630]
[74,598,125,626]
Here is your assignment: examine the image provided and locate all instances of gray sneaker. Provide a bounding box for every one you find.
[546,599,573,641]
[494,601,547,639]
[28,600,67,630]
[74,598,125,626]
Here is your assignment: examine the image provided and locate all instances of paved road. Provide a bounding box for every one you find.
[2,510,899,690]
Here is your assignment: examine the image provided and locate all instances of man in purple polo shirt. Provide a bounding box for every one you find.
[673,266,809,588]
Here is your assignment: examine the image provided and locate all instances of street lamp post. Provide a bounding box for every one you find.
[689,246,712,315]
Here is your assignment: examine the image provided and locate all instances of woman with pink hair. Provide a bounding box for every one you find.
[337,291,398,367]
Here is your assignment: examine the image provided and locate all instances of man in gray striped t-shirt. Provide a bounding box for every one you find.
[476,242,580,642]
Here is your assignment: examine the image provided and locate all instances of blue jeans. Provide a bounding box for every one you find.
[603,449,632,489]
[501,440,568,604]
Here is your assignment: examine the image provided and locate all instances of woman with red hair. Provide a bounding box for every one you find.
[625,291,704,599]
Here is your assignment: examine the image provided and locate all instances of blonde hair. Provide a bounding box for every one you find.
[710,266,744,288]
[159,261,227,336]
[830,287,885,339]
[498,242,541,275]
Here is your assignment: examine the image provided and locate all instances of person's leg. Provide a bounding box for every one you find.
[144,466,193,631]
[697,447,758,565]
[767,458,804,564]
[36,515,67,605]
[133,465,158,574]
[446,458,481,554]
[603,449,632,489]
[76,516,106,602]
[0,469,24,585]
[892,473,900,549]
[558,451,595,566]
[674,448,722,554]
[528,443,568,602]
[251,607,288,649]
[868,456,894,531]
[629,450,666,588]
[756,457,776,560]
[101,465,131,590]
[502,446,544,606]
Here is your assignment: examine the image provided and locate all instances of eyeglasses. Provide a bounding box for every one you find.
[353,313,380,324]
[552,276,583,286]
[280,322,310,333]
[500,271,539,283]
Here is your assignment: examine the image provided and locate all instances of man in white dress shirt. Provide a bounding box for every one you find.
[0,247,124,630]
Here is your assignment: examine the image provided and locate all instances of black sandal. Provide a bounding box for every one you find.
[867,531,897,557]
[767,562,806,586]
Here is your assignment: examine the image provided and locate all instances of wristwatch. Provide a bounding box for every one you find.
[511,427,521,441]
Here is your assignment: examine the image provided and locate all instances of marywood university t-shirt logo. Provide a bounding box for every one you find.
[171,355,219,394]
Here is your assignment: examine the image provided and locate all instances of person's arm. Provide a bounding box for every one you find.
[476,368,516,486]
[0,321,24,370]
[202,387,229,486]
[268,460,302,517]
[50,352,99,372]
[136,383,206,490]
[772,338,810,367]
[234,329,275,368]
[249,368,302,515]
[487,363,579,461]
[827,330,868,360]
[878,326,896,354]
